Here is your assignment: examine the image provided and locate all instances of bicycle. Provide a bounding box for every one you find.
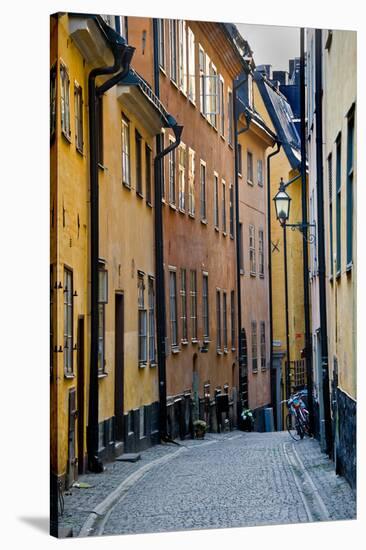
[283,389,309,441]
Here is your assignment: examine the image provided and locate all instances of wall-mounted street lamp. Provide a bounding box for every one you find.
[273,177,316,243]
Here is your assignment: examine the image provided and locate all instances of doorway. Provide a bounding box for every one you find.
[77,316,85,474]
[115,293,125,442]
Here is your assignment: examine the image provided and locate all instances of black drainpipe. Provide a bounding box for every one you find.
[87,40,134,473]
[266,141,281,429]
[300,27,314,435]
[152,19,184,440]
[233,74,250,427]
[315,28,332,454]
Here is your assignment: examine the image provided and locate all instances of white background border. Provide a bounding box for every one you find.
[1,0,364,548]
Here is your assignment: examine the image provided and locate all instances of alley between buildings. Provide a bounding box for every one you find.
[59,430,355,537]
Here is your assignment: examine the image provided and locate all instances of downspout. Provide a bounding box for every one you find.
[153,16,186,440]
[233,74,250,427]
[283,223,291,398]
[87,40,134,472]
[300,27,315,435]
[154,125,183,439]
[266,141,281,429]
[315,28,332,454]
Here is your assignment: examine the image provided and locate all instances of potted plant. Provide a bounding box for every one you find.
[241,408,254,432]
[193,419,207,439]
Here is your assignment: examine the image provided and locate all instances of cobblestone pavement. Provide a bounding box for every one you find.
[59,431,356,537]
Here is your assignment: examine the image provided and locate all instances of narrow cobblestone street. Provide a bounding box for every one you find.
[59,431,356,537]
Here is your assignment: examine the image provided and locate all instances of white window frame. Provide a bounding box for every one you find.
[251,320,258,372]
[247,150,254,184]
[249,224,256,275]
[169,268,178,348]
[228,88,233,146]
[200,160,207,221]
[180,268,188,342]
[168,135,176,205]
[260,321,266,370]
[138,272,147,365]
[74,82,83,153]
[202,272,209,341]
[188,148,195,216]
[199,44,206,115]
[60,62,71,140]
[158,19,166,71]
[214,171,219,229]
[169,20,178,84]
[148,276,156,364]
[258,228,264,277]
[190,270,198,341]
[122,114,131,187]
[216,289,222,352]
[178,20,187,95]
[178,142,186,212]
[257,159,263,186]
[64,267,73,375]
[219,75,225,137]
[222,179,227,234]
[188,27,196,103]
[223,291,228,351]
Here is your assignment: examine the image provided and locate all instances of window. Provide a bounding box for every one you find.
[145,144,152,205]
[50,64,57,139]
[178,20,187,95]
[249,224,256,275]
[222,180,226,233]
[178,144,186,211]
[239,223,244,272]
[228,89,233,146]
[135,130,143,196]
[238,144,242,175]
[122,114,131,187]
[98,265,108,373]
[229,184,234,238]
[199,45,206,115]
[64,268,73,375]
[214,173,219,228]
[169,270,178,347]
[219,76,225,137]
[328,153,334,277]
[169,20,178,83]
[97,96,103,165]
[207,61,219,127]
[247,151,253,184]
[223,291,228,351]
[188,27,196,102]
[148,277,156,364]
[115,16,127,39]
[202,273,209,340]
[60,63,71,140]
[216,290,222,351]
[158,19,166,70]
[160,130,166,200]
[260,321,266,369]
[247,73,253,108]
[258,229,264,277]
[251,321,258,372]
[190,270,197,340]
[188,148,195,216]
[336,134,341,274]
[230,290,235,349]
[168,135,176,205]
[74,83,83,153]
[347,107,355,267]
[257,159,263,186]
[200,161,207,221]
[138,273,147,364]
[180,269,188,342]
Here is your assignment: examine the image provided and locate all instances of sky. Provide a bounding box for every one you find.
[236,23,300,73]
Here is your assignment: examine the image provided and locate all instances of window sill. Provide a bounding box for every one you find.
[252,369,258,375]
[136,191,144,199]
[220,133,225,142]
[247,180,253,186]
[259,274,265,279]
[98,372,108,378]
[76,146,84,157]
[216,349,223,356]
[188,97,196,108]
[178,208,186,215]
[169,203,177,211]
[122,181,131,190]
[64,373,75,380]
[231,347,236,352]
[98,162,107,171]
[240,269,244,275]
[346,261,353,273]
[188,212,195,219]
[258,183,264,188]
[181,339,189,345]
[223,348,228,354]
[214,226,219,232]
[179,88,188,99]
[159,66,167,76]
[170,78,179,89]
[138,362,147,369]
[146,201,152,208]
[149,362,157,368]
[230,234,234,240]
[61,130,72,144]
[223,231,227,237]
[329,275,334,283]
[171,347,180,354]
[201,218,208,225]
[228,142,234,150]
[250,272,256,277]
[203,339,211,345]
[238,172,242,179]
[191,339,199,344]
[336,270,341,281]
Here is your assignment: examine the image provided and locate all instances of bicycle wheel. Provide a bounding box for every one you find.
[286,413,302,441]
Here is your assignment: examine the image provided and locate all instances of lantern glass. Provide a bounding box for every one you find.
[273,188,291,224]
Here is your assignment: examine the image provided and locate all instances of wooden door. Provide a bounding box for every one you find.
[77,316,85,474]
[115,293,124,442]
